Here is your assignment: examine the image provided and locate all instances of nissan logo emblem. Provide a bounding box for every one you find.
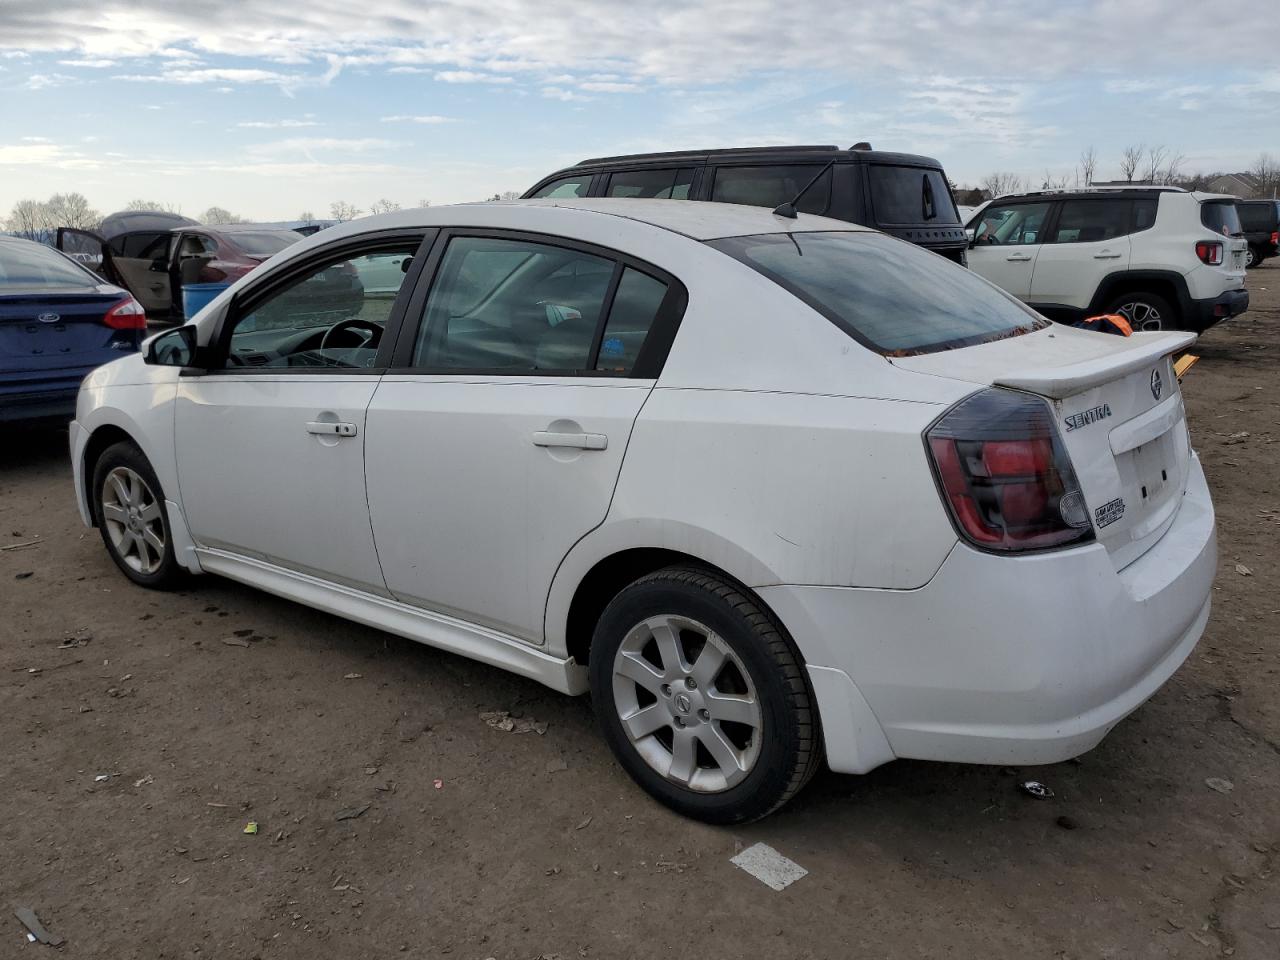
[1150,368,1163,401]
[37,312,60,324]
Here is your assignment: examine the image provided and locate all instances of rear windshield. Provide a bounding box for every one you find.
[0,241,99,288]
[1201,201,1243,236]
[1237,201,1279,232]
[708,231,1047,356]
[230,231,302,256]
[869,166,959,225]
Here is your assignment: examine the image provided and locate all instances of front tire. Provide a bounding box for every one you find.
[1104,291,1175,332]
[589,567,821,824]
[92,441,184,589]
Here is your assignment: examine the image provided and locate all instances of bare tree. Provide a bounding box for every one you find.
[1041,169,1070,190]
[297,210,315,222]
[1120,144,1144,183]
[5,199,50,241]
[124,198,181,213]
[1250,153,1280,198]
[329,200,363,222]
[1078,146,1098,187]
[201,206,243,224]
[416,198,432,208]
[1142,145,1168,184]
[980,172,1024,198]
[1160,152,1187,186]
[369,198,402,215]
[44,193,101,231]
[486,190,522,202]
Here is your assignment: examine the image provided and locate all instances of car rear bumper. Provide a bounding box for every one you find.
[1190,288,1248,329]
[761,453,1217,775]
[0,385,79,422]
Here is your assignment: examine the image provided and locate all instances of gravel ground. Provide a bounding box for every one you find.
[2,263,1278,959]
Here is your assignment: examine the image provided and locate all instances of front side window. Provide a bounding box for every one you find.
[971,202,1050,246]
[869,166,960,225]
[606,168,696,199]
[1049,199,1132,243]
[224,244,417,369]
[529,174,592,199]
[711,164,831,215]
[710,231,1048,356]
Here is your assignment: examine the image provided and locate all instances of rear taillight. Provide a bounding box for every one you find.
[1195,240,1223,266]
[103,296,147,330]
[1271,230,1278,247]
[925,388,1093,552]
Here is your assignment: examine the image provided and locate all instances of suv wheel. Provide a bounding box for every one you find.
[589,566,821,824]
[92,441,184,589]
[1246,246,1258,269]
[1106,292,1174,332]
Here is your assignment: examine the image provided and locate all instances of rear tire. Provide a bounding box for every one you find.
[1245,246,1258,269]
[92,441,184,590]
[1104,291,1175,332]
[589,566,821,824]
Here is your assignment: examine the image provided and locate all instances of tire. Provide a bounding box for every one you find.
[588,566,821,824]
[92,441,184,589]
[1104,291,1176,332]
[1245,246,1258,269]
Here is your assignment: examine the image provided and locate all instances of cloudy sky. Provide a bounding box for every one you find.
[1,0,1276,220]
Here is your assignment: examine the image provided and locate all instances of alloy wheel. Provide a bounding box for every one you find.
[101,466,166,575]
[611,614,763,793]
[1246,247,1256,268]
[1115,300,1163,332]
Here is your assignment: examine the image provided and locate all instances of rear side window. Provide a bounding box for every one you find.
[1049,199,1131,243]
[606,168,696,199]
[1201,201,1242,236]
[711,165,831,215]
[595,267,668,374]
[869,167,959,224]
[709,231,1047,356]
[529,174,592,199]
[1237,202,1278,232]
[1133,198,1158,232]
[0,241,99,287]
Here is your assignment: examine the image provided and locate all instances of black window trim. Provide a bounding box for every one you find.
[188,227,438,377]
[386,226,688,380]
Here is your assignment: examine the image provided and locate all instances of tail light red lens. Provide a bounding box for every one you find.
[1194,240,1223,265]
[1271,230,1278,247]
[926,388,1093,552]
[103,296,147,330]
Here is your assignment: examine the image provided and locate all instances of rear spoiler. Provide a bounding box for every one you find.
[992,331,1196,399]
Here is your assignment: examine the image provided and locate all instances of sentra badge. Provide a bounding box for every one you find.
[1063,403,1112,432]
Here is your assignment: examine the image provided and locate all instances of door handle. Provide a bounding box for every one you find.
[306,421,357,437]
[1093,251,1123,259]
[1005,253,1032,262]
[532,430,607,450]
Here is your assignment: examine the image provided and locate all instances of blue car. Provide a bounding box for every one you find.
[1,235,146,422]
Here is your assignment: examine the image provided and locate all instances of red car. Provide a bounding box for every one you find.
[58,212,305,321]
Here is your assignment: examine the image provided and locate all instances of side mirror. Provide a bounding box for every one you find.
[145,325,197,367]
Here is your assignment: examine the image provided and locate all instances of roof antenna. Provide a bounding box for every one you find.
[772,159,836,219]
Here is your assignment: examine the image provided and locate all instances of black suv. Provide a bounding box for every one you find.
[1237,199,1280,268]
[523,144,968,263]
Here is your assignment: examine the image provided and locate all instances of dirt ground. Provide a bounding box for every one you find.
[2,265,1278,960]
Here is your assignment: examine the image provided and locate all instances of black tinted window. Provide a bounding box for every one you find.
[229,232,301,256]
[595,267,667,374]
[1133,198,1158,232]
[1201,201,1242,235]
[1237,202,1278,232]
[110,232,170,259]
[972,202,1051,245]
[1049,199,1131,243]
[606,168,695,199]
[710,231,1047,356]
[869,167,959,224]
[529,175,591,199]
[711,165,831,215]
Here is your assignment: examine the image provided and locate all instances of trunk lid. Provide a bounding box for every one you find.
[893,325,1197,569]
[0,288,132,375]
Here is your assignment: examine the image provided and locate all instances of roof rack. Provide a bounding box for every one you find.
[575,145,843,166]
[1000,185,1189,199]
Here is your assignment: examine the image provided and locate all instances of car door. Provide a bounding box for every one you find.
[1028,198,1134,310]
[55,228,108,277]
[364,230,686,642]
[105,231,175,315]
[966,200,1052,299]
[173,230,432,594]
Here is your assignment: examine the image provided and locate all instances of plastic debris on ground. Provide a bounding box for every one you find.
[1205,777,1234,794]
[730,842,808,891]
[13,906,64,946]
[1020,780,1055,800]
[478,710,548,735]
[243,821,259,835]
[335,803,371,821]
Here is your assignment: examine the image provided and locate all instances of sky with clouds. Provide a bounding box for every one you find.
[0,0,1276,220]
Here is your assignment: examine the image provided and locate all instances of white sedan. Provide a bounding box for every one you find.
[70,199,1217,822]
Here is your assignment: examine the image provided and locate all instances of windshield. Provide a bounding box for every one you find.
[708,231,1048,356]
[869,166,960,225]
[229,231,302,257]
[0,240,100,288]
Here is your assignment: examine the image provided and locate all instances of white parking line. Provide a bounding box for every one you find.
[730,842,808,891]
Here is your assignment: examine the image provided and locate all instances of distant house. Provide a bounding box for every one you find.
[1205,173,1262,197]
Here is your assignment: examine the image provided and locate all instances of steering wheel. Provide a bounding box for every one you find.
[319,317,383,353]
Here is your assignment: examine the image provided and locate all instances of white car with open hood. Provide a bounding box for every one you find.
[69,199,1217,823]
